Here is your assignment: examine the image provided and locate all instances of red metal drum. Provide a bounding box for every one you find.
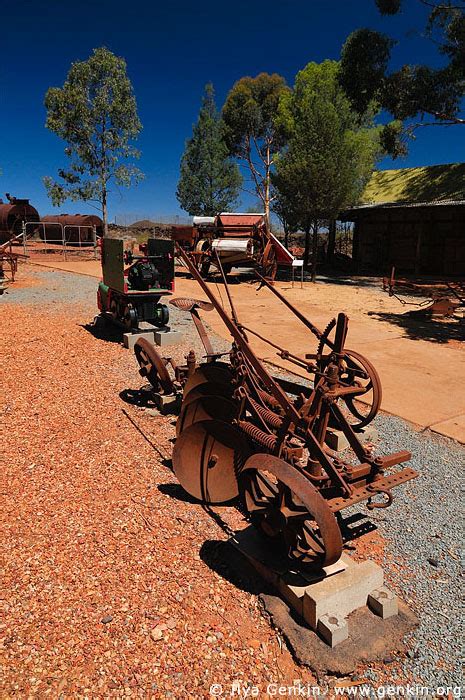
[40,214,103,243]
[0,197,40,244]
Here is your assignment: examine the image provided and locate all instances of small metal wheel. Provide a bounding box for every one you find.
[176,394,238,437]
[240,454,342,569]
[173,419,250,504]
[109,298,118,321]
[339,350,382,429]
[123,303,138,330]
[134,337,174,393]
[194,239,211,278]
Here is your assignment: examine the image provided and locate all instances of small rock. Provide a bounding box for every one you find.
[427,557,439,568]
[101,615,113,624]
[151,627,164,642]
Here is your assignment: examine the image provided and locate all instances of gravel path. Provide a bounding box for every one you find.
[1,264,463,695]
[368,414,464,688]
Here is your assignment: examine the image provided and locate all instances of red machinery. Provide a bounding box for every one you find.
[171,212,294,279]
[0,195,39,244]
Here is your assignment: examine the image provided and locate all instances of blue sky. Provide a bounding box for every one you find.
[1,0,462,223]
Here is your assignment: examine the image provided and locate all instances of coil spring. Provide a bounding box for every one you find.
[257,389,281,410]
[238,420,277,451]
[249,397,283,429]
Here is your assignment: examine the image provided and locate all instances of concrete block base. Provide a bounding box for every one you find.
[123,330,154,350]
[303,558,384,630]
[153,392,181,415]
[368,586,398,619]
[154,328,183,347]
[325,424,379,452]
[230,525,403,648]
[317,613,348,648]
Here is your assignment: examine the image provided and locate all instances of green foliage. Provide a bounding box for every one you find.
[340,29,394,117]
[43,47,143,234]
[339,2,465,157]
[176,84,242,216]
[273,61,382,273]
[222,73,289,221]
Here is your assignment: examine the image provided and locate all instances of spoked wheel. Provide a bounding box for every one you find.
[316,321,382,429]
[240,454,342,569]
[339,350,382,429]
[134,337,174,393]
[261,244,277,282]
[173,419,250,504]
[176,394,238,436]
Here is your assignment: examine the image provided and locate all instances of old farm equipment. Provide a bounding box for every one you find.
[383,266,465,318]
[135,246,418,570]
[171,212,294,280]
[0,238,28,293]
[97,238,174,330]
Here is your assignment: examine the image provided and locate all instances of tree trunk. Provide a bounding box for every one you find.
[327,218,336,263]
[102,189,108,237]
[311,220,318,283]
[303,225,311,269]
[264,146,270,231]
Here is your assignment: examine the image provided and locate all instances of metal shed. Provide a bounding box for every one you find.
[341,164,465,276]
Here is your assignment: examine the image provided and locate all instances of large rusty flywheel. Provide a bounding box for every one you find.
[240,454,343,568]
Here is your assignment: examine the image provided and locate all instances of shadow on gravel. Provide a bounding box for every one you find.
[338,512,377,544]
[81,317,123,344]
[119,387,157,409]
[200,540,271,595]
[157,482,200,504]
[367,310,465,343]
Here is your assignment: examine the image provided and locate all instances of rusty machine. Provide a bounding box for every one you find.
[97,238,175,330]
[135,247,418,570]
[171,212,294,280]
[383,266,465,318]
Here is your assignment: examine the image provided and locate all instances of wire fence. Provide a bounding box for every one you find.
[113,213,191,227]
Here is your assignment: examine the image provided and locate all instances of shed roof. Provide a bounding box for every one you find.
[361,163,465,205]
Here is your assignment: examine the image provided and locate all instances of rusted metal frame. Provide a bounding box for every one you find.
[238,324,316,372]
[329,402,371,464]
[327,467,418,512]
[190,308,215,356]
[177,245,301,424]
[304,427,353,496]
[255,270,327,344]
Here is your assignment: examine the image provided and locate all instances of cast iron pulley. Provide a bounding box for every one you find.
[134,337,174,394]
[239,454,343,568]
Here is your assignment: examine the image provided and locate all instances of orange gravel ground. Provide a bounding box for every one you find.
[1,297,322,697]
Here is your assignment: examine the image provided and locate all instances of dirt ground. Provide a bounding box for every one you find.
[25,257,465,443]
[0,267,397,697]
[1,265,463,696]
